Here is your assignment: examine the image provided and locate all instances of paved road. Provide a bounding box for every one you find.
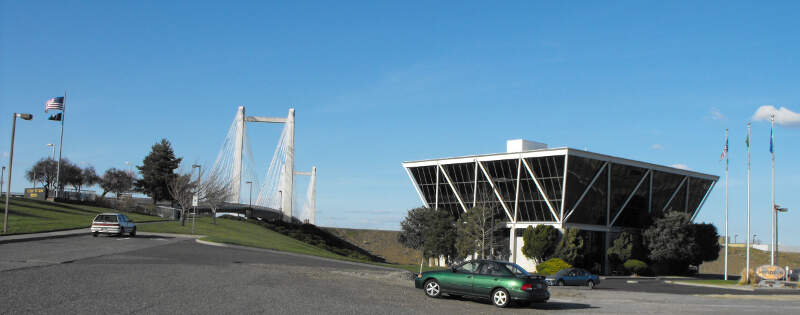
[1,236,799,314]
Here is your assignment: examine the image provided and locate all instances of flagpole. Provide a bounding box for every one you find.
[724,128,729,280]
[746,122,751,282]
[55,91,66,199]
[770,115,776,265]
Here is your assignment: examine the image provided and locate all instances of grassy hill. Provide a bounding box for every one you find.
[324,227,422,265]
[2,197,164,235]
[700,244,800,276]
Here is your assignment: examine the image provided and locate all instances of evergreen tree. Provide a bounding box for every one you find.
[555,228,584,266]
[521,225,561,264]
[136,139,182,204]
[643,211,720,274]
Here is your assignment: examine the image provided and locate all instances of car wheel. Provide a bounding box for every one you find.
[424,280,441,298]
[130,227,136,237]
[491,288,510,308]
[587,280,595,289]
[557,280,565,286]
[92,232,98,237]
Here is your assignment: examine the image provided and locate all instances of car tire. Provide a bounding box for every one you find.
[491,288,510,308]
[424,279,441,298]
[130,227,136,237]
[587,280,595,289]
[92,232,98,237]
[557,280,565,286]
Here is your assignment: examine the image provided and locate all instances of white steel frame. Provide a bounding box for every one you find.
[402,147,719,233]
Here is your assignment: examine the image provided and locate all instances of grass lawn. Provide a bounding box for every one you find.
[138,217,440,274]
[675,279,741,286]
[2,197,164,235]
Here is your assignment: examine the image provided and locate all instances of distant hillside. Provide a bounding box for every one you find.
[700,244,800,276]
[324,227,422,265]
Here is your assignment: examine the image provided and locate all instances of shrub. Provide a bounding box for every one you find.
[623,259,648,275]
[738,268,757,285]
[522,225,561,263]
[536,258,572,275]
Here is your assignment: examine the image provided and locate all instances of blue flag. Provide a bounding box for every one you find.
[769,125,774,153]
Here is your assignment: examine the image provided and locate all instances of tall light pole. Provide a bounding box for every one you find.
[5,113,34,234]
[1,166,5,198]
[191,164,201,234]
[774,205,788,265]
[246,181,252,218]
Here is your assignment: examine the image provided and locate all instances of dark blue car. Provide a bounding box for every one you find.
[545,268,600,289]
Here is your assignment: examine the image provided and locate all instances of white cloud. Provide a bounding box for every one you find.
[671,164,691,170]
[752,105,800,127]
[711,107,726,120]
[651,144,664,150]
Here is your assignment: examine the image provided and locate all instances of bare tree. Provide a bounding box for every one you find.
[196,171,233,225]
[168,172,196,226]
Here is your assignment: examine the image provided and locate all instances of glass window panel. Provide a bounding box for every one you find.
[665,180,687,213]
[609,164,647,221]
[444,163,477,208]
[525,156,564,214]
[564,156,605,211]
[410,166,438,207]
[687,178,713,215]
[651,171,685,217]
[614,172,652,228]
[566,167,607,225]
[517,161,556,222]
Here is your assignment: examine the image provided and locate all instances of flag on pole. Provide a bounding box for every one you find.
[720,134,728,161]
[45,97,64,112]
[769,124,774,153]
[745,130,750,148]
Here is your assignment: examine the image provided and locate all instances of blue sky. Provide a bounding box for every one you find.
[1,1,799,245]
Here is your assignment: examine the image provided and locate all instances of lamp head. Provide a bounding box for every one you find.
[192,164,201,169]
[16,113,33,120]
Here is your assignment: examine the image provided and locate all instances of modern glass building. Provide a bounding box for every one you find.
[402,140,718,273]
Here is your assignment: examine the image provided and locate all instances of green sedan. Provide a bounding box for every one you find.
[414,259,549,308]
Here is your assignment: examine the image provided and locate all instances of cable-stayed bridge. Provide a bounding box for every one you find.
[206,106,316,224]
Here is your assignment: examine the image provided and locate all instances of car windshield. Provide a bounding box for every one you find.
[502,263,530,276]
[94,215,118,222]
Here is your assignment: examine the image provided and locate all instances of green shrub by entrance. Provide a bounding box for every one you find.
[623,259,648,275]
[536,258,572,275]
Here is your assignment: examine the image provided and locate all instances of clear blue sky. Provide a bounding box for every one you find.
[2,1,799,245]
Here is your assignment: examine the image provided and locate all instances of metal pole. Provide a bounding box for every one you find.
[746,122,751,282]
[724,128,729,280]
[55,91,66,199]
[4,114,18,234]
[1,166,5,199]
[770,115,776,265]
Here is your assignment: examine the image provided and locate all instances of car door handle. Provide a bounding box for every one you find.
[466,276,472,278]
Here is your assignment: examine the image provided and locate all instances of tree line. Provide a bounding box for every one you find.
[398,205,720,275]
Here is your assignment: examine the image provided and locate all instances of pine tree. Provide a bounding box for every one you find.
[136,139,182,204]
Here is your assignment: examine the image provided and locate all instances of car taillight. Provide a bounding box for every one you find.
[521,283,532,291]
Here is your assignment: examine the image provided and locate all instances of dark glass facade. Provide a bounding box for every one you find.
[406,150,717,230]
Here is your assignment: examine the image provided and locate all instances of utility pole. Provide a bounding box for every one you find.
[770,115,776,265]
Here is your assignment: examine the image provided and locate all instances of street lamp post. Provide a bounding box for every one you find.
[1,166,5,198]
[774,205,788,265]
[191,164,201,234]
[4,113,33,234]
[246,181,252,218]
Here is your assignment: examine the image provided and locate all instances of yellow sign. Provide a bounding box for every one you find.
[756,265,785,280]
[30,193,38,197]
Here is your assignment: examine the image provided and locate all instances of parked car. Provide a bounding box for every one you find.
[414,259,549,308]
[91,213,136,237]
[545,268,600,288]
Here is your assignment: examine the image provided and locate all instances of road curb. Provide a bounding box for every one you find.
[665,280,755,291]
[192,238,404,272]
[0,229,88,244]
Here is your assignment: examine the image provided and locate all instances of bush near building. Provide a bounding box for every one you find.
[643,212,720,275]
[536,258,572,275]
[522,225,561,264]
[623,259,648,276]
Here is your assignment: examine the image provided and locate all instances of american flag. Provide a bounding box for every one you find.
[45,96,64,112]
[720,135,728,161]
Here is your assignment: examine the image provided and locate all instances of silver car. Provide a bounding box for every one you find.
[91,213,136,237]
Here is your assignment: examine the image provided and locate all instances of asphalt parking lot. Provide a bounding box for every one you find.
[1,235,799,314]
